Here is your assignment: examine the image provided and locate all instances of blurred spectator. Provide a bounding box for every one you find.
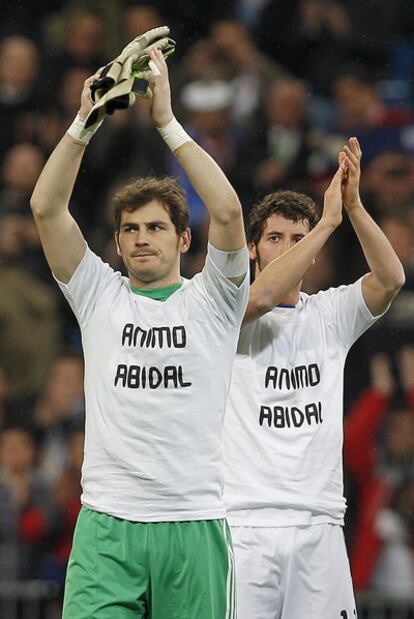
[0,36,42,162]
[309,66,414,196]
[0,259,61,408]
[0,427,50,580]
[0,143,44,217]
[171,38,222,111]
[173,79,248,226]
[0,143,55,282]
[364,150,414,219]
[0,2,66,41]
[257,0,397,97]
[247,78,314,194]
[42,6,108,100]
[210,18,288,127]
[345,349,414,594]
[122,3,164,42]
[35,353,85,485]
[0,367,15,430]
[333,66,414,165]
[40,428,84,584]
[235,0,272,30]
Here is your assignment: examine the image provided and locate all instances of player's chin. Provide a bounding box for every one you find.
[130,264,162,285]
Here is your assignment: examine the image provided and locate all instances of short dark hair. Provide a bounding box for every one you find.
[246,190,319,246]
[112,177,189,235]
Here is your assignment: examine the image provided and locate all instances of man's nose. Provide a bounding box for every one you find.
[135,229,149,245]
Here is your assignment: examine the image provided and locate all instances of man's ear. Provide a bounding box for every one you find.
[248,241,257,262]
[179,227,192,255]
[115,231,122,257]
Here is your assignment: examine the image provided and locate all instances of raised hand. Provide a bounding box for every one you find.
[320,160,346,230]
[79,69,103,120]
[339,137,362,211]
[147,47,174,128]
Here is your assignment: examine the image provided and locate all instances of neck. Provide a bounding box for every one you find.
[128,270,181,290]
[255,263,301,306]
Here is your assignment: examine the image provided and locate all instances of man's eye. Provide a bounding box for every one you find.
[269,236,280,242]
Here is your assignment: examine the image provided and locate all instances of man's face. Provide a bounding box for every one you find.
[115,200,190,287]
[250,213,310,273]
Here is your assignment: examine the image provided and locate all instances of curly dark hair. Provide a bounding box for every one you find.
[112,177,189,235]
[246,190,320,246]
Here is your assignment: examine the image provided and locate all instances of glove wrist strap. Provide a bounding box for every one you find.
[67,112,102,144]
[157,117,192,152]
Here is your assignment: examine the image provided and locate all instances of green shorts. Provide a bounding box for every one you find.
[62,507,236,619]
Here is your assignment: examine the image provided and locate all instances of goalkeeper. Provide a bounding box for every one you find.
[30,28,247,619]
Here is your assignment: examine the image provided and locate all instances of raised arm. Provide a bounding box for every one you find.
[148,48,245,256]
[340,137,405,316]
[244,162,345,324]
[30,73,100,283]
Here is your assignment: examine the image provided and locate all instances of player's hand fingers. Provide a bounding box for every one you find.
[342,154,357,175]
[149,48,165,75]
[350,136,362,158]
[338,150,346,166]
[326,163,346,195]
[343,144,359,167]
[337,161,347,180]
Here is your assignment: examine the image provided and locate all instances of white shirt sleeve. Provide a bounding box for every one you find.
[54,247,117,328]
[320,276,386,348]
[197,243,250,327]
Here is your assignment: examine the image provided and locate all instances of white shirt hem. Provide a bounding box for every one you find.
[82,500,226,523]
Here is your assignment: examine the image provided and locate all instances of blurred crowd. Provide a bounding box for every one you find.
[1,0,414,599]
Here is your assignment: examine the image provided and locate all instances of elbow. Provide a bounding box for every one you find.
[384,267,406,300]
[217,194,243,225]
[249,290,274,318]
[30,193,49,219]
[392,265,406,293]
[30,194,42,217]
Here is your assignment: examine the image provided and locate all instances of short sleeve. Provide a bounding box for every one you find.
[54,247,118,328]
[319,276,386,348]
[198,243,250,326]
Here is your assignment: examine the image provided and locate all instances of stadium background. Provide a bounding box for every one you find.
[0,0,414,616]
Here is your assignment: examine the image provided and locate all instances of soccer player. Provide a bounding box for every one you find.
[223,138,405,618]
[30,46,248,618]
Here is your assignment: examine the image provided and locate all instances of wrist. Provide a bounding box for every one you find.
[319,215,341,232]
[157,116,192,152]
[155,112,174,129]
[345,198,363,212]
[67,111,102,144]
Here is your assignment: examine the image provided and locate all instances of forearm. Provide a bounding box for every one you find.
[248,219,336,319]
[30,134,86,219]
[347,203,405,291]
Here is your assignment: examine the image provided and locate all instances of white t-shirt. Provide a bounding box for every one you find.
[224,278,384,527]
[56,244,249,522]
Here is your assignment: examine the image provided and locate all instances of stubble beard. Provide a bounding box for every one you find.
[127,253,177,287]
